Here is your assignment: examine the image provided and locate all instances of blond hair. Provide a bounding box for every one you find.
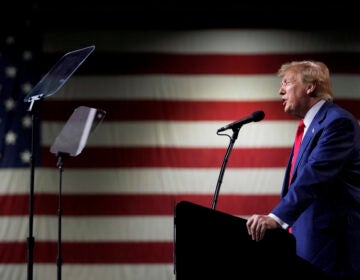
[277,60,333,101]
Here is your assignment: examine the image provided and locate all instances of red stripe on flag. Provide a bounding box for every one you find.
[0,241,173,263]
[0,194,280,215]
[41,99,360,122]
[41,147,290,168]
[44,52,360,75]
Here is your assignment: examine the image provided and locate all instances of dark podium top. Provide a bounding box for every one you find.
[174,201,325,280]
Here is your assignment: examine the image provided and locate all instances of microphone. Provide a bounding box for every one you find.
[217,110,265,132]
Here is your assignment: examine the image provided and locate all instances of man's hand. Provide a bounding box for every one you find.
[246,214,280,241]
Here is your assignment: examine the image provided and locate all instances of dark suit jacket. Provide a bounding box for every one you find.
[271,101,360,278]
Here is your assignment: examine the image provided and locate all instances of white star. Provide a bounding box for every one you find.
[20,150,31,163]
[4,98,16,111]
[22,115,32,128]
[23,50,33,61]
[5,130,17,145]
[5,66,17,78]
[6,36,15,45]
[21,82,33,94]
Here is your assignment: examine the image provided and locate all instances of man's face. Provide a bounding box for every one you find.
[279,72,308,118]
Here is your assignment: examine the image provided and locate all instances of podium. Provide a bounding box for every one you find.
[174,201,325,280]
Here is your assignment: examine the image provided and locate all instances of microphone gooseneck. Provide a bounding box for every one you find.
[217,110,265,132]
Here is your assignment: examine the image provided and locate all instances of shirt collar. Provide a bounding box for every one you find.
[303,99,326,129]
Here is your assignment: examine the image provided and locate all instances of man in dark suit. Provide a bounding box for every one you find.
[246,61,360,279]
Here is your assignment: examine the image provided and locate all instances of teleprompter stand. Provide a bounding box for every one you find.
[23,45,95,280]
[50,106,106,280]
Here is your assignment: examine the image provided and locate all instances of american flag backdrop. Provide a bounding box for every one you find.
[1,28,360,279]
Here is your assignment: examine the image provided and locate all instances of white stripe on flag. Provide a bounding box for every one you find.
[42,121,298,147]
[0,216,174,241]
[53,75,360,101]
[43,30,360,53]
[0,264,176,280]
[0,168,284,194]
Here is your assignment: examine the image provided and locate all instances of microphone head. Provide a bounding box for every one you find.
[252,110,265,122]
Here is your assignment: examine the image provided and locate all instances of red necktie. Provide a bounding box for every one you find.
[289,120,305,185]
[288,120,305,234]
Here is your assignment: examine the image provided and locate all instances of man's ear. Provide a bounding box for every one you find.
[306,83,316,95]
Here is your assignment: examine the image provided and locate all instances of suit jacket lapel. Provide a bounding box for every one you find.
[290,101,330,183]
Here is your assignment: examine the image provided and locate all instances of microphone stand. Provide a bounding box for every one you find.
[211,127,240,210]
